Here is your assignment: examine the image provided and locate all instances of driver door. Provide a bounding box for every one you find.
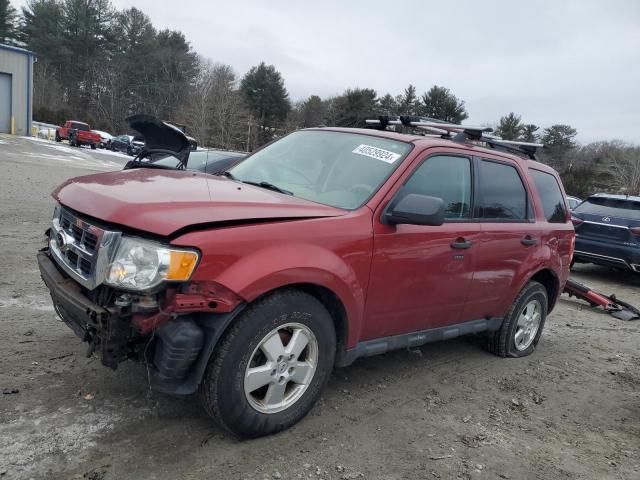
[363,153,480,340]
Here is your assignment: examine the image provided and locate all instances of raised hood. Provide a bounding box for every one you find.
[126,114,191,166]
[53,169,345,237]
[127,114,190,153]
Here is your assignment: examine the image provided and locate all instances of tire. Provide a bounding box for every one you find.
[199,289,336,438]
[126,146,132,156]
[487,281,548,358]
[91,143,96,150]
[55,133,61,142]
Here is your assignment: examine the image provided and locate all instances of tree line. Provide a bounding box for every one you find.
[1,0,638,196]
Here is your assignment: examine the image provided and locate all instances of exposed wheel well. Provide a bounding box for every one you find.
[530,269,560,312]
[294,283,348,354]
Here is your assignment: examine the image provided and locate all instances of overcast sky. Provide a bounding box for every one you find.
[15,0,640,143]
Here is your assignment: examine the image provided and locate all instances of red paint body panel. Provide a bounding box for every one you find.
[53,169,345,236]
[173,211,373,347]
[52,129,574,351]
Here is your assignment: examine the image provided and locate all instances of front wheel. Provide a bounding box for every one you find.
[487,281,548,358]
[199,289,336,438]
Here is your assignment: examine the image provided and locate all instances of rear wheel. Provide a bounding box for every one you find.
[91,143,96,150]
[55,133,61,142]
[199,289,336,438]
[487,281,547,358]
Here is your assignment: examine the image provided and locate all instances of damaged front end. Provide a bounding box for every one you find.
[37,205,245,395]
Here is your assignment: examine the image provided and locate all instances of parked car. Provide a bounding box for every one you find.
[572,193,640,272]
[37,114,574,438]
[566,195,582,210]
[110,135,145,156]
[92,130,113,149]
[55,120,101,149]
[135,149,245,174]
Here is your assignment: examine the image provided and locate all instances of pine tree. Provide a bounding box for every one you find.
[420,86,468,123]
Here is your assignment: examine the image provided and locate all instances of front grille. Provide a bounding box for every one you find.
[49,206,121,290]
[60,209,99,253]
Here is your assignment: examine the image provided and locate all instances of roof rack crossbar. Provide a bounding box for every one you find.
[365,115,545,160]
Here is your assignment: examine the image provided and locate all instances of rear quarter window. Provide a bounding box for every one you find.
[530,169,567,223]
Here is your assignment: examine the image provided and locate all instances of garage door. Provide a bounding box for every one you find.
[0,73,11,133]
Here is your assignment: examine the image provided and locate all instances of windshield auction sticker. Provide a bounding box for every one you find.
[352,144,402,164]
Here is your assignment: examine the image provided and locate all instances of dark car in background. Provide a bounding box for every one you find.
[572,193,640,272]
[566,195,582,211]
[140,148,245,174]
[110,135,145,156]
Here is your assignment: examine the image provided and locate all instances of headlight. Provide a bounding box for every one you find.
[105,237,199,290]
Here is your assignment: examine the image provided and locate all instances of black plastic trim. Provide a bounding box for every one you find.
[336,317,503,367]
[149,304,246,395]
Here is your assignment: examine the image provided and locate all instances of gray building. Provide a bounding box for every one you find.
[0,44,36,136]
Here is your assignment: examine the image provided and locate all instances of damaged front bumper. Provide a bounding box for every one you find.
[37,249,243,394]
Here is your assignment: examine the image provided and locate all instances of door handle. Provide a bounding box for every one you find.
[450,238,472,250]
[521,235,537,246]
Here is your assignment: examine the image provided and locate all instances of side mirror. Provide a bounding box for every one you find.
[384,193,445,226]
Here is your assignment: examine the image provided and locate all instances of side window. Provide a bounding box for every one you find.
[530,169,567,223]
[401,155,472,219]
[477,160,528,220]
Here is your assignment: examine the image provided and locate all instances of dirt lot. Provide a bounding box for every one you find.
[0,134,638,480]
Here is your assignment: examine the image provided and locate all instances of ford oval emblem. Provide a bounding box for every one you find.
[55,232,67,251]
[602,216,611,222]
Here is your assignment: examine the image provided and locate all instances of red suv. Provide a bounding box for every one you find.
[38,117,574,438]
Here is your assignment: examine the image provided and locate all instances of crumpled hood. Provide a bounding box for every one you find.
[53,169,346,237]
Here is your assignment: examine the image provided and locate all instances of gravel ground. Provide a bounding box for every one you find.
[1,134,639,480]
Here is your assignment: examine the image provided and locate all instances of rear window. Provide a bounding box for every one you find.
[477,160,529,220]
[574,197,640,221]
[530,169,567,223]
[71,122,89,131]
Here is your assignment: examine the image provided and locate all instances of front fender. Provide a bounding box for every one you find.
[214,244,365,347]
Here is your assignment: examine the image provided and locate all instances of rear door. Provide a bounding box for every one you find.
[365,152,481,339]
[461,157,540,321]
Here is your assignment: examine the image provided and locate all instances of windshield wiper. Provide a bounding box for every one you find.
[221,172,293,195]
[242,180,293,195]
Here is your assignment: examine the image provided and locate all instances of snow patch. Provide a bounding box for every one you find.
[22,136,52,143]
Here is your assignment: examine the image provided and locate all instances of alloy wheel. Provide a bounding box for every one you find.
[244,323,318,414]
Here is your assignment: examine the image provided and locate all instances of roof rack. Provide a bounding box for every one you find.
[365,115,545,160]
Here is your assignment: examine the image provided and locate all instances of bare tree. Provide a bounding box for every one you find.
[604,141,640,194]
[178,59,250,149]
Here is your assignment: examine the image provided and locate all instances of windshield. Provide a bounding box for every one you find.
[150,151,205,169]
[146,150,244,172]
[574,197,640,220]
[229,130,412,209]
